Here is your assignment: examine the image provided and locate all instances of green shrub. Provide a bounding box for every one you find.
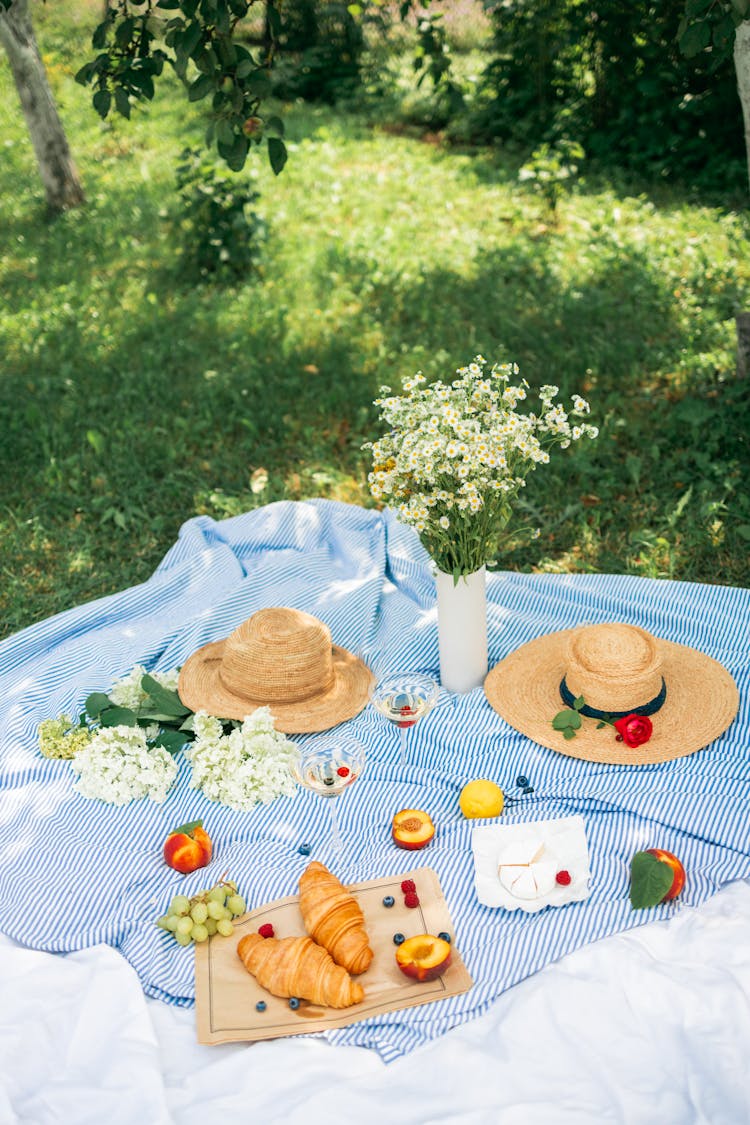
[471,0,745,190]
[169,148,266,280]
[519,139,585,218]
[272,0,364,103]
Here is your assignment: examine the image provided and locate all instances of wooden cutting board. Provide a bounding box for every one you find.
[195,867,473,1044]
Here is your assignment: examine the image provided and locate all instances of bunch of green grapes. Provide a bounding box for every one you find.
[156,880,247,946]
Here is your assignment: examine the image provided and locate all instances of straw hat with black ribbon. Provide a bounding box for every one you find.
[483,621,739,765]
[178,607,375,733]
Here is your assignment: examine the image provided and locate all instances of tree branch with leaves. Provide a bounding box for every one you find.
[75,0,287,174]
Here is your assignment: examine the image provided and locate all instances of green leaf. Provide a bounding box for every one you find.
[679,20,711,57]
[114,86,131,119]
[265,114,284,139]
[140,674,191,718]
[168,818,202,836]
[188,73,215,102]
[138,709,185,724]
[562,728,576,740]
[179,714,196,732]
[573,695,585,711]
[685,0,713,15]
[115,17,135,48]
[84,692,112,718]
[93,88,112,118]
[75,62,96,86]
[736,524,750,541]
[552,708,582,733]
[152,729,190,754]
[217,132,248,171]
[236,57,254,79]
[99,705,139,727]
[217,118,235,147]
[245,69,272,97]
[266,2,282,37]
[180,19,204,60]
[268,137,287,175]
[629,851,674,909]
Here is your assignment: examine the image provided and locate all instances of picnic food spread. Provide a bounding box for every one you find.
[25,582,741,1051]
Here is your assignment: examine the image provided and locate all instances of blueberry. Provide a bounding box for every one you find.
[382,895,395,908]
[255,1000,267,1012]
[289,997,300,1010]
[516,775,529,788]
[298,843,312,856]
[523,786,535,795]
[393,932,406,945]
[437,932,451,944]
[323,776,335,786]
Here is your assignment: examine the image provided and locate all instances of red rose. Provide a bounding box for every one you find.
[614,714,653,747]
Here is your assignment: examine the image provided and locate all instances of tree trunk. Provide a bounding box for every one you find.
[734,19,750,195]
[0,0,84,213]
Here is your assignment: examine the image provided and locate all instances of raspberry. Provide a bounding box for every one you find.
[404,891,420,908]
[258,923,275,938]
[555,870,572,886]
[400,879,416,893]
[336,766,350,777]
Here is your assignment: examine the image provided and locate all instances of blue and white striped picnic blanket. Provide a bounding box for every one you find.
[1,499,748,1062]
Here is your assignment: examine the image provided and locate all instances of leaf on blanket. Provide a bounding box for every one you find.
[629,851,674,909]
[151,728,190,754]
[140,674,192,718]
[84,692,113,719]
[98,705,139,727]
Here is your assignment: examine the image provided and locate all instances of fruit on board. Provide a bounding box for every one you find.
[646,848,686,901]
[459,779,504,819]
[163,819,212,873]
[392,808,435,850]
[156,880,245,946]
[395,934,452,982]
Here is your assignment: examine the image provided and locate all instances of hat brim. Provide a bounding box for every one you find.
[178,640,375,733]
[484,628,739,766]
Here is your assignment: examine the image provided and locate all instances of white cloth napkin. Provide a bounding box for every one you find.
[472,814,591,911]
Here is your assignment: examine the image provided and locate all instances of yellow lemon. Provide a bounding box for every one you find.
[459,779,504,819]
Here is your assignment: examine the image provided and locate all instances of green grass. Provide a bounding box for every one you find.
[1,1,749,640]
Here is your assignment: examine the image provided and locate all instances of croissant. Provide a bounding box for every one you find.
[298,860,374,976]
[237,933,364,1008]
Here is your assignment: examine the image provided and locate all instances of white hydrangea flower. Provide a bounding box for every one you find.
[70,725,178,805]
[108,664,180,709]
[186,707,298,811]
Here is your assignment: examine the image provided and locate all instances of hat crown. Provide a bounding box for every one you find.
[219,607,334,704]
[565,623,663,713]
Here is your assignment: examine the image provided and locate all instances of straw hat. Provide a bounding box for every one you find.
[484,622,739,765]
[178,608,375,733]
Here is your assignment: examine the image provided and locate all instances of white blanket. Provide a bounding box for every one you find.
[4,878,749,1125]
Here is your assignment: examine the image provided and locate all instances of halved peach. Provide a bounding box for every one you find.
[395,934,452,982]
[392,808,435,850]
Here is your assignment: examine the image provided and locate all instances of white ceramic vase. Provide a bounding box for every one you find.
[435,565,488,693]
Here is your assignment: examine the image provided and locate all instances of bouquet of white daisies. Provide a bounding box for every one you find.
[365,355,598,578]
